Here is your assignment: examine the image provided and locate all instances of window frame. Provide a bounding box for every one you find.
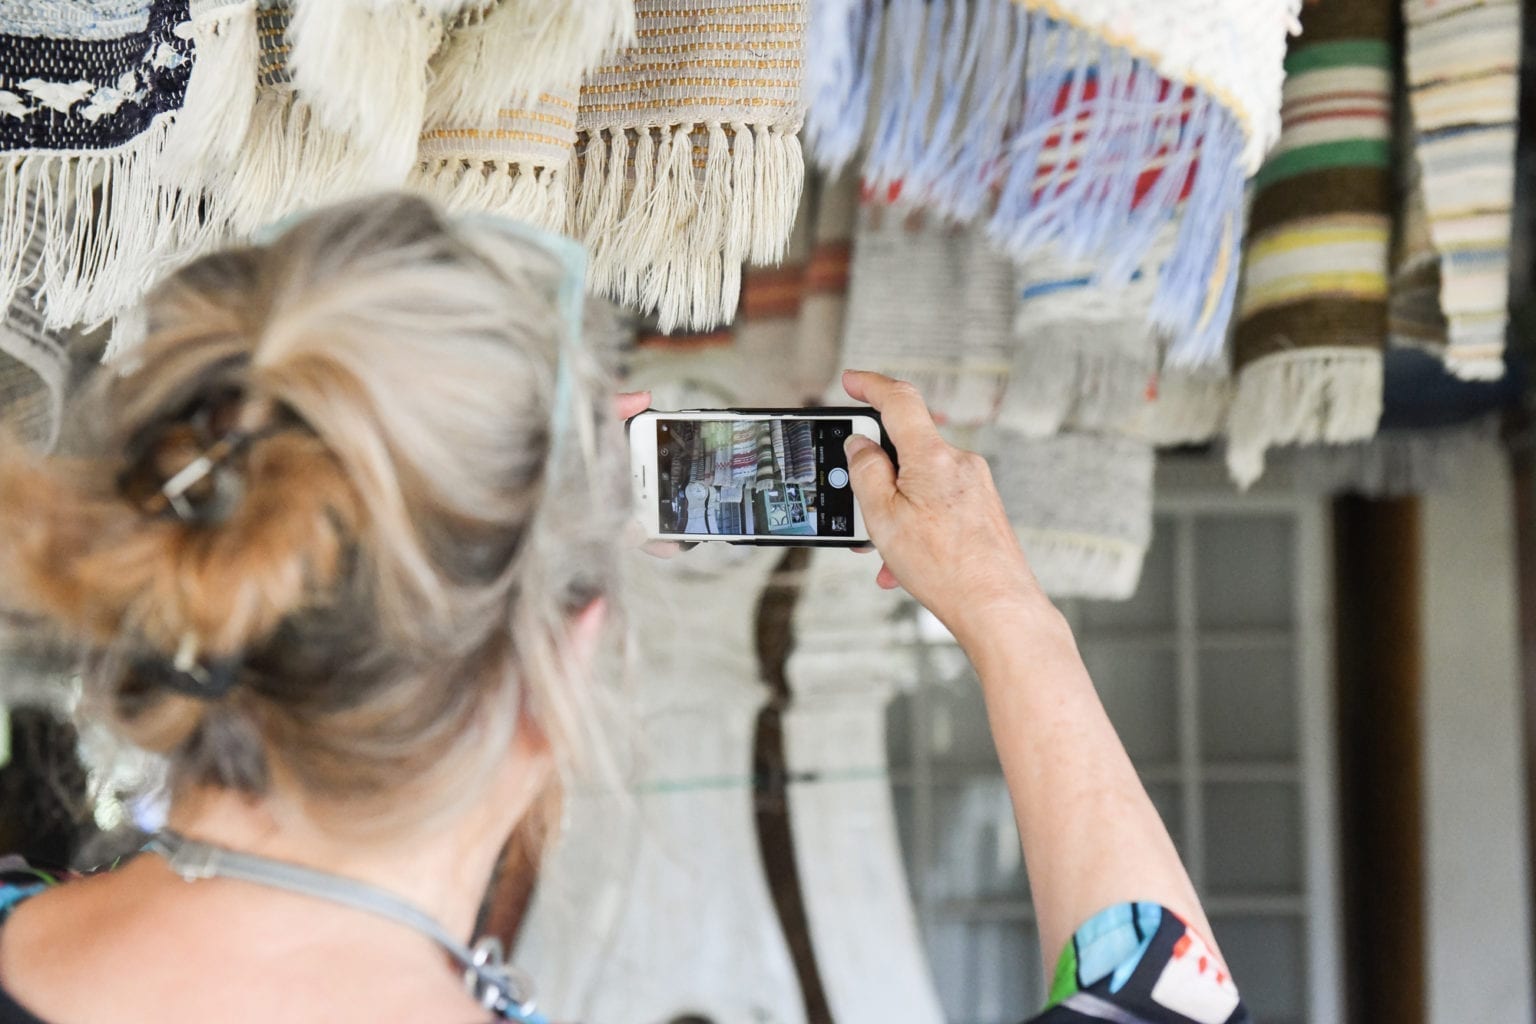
[894,466,1344,1024]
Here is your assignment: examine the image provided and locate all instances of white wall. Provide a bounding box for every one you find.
[1420,442,1535,1024]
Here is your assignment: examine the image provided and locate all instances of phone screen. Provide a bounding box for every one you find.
[654,418,858,539]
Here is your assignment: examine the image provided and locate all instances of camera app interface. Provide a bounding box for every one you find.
[656,418,857,537]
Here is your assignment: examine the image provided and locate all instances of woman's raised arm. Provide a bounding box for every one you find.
[840,369,1214,968]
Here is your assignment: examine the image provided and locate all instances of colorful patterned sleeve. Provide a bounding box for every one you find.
[1030,903,1249,1024]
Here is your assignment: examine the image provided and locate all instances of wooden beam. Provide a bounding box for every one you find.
[1333,496,1426,1024]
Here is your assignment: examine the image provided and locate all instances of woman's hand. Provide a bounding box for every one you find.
[614,391,652,421]
[841,371,1045,639]
[615,390,693,559]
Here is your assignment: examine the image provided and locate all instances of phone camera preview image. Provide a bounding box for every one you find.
[655,419,857,539]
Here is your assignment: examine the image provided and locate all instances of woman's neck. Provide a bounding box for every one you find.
[162,748,549,944]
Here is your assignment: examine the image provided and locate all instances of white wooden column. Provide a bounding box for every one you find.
[782,548,946,1024]
[518,544,806,1024]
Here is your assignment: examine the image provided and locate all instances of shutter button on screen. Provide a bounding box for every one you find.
[828,467,849,489]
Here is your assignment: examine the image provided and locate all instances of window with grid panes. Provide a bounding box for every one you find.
[887,496,1342,1024]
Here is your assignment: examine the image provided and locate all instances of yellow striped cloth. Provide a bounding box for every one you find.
[1225,0,1393,488]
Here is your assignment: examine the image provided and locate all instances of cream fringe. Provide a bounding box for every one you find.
[997,338,1154,438]
[411,159,567,233]
[1130,368,1231,447]
[1018,530,1147,602]
[572,123,805,332]
[426,0,635,126]
[286,0,442,185]
[1225,348,1383,489]
[1,116,219,334]
[216,89,404,238]
[1444,351,1507,383]
[163,0,258,181]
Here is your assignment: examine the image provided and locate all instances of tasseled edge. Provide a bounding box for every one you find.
[1017,529,1148,602]
[0,116,221,335]
[284,0,442,183]
[808,0,1249,367]
[847,363,1011,429]
[1225,348,1384,490]
[211,87,405,239]
[571,123,805,333]
[1443,332,1508,383]
[426,0,635,126]
[162,0,259,181]
[995,331,1155,438]
[802,0,880,174]
[1130,366,1231,447]
[411,160,567,233]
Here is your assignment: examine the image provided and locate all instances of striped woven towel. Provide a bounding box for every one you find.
[1403,0,1520,380]
[807,0,1301,366]
[571,0,809,334]
[1225,0,1393,489]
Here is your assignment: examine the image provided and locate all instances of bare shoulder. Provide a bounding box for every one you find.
[0,861,486,1024]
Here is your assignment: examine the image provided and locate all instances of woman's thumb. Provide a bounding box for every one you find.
[844,435,895,525]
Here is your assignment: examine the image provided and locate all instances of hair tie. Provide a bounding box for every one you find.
[133,635,242,700]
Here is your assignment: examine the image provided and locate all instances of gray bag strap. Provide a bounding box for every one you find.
[147,831,544,1023]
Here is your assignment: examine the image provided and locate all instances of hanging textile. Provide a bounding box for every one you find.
[3,0,635,335]
[1402,0,1521,381]
[839,198,1169,599]
[412,87,578,233]
[0,0,201,331]
[570,0,809,334]
[982,429,1154,601]
[806,0,1300,365]
[1225,0,1394,489]
[1003,224,1231,446]
[842,201,1011,427]
[169,0,632,239]
[411,2,636,234]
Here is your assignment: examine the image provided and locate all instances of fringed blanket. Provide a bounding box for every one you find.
[571,0,808,334]
[2,0,636,335]
[4,0,812,340]
[806,0,1300,366]
[1225,0,1394,489]
[0,0,200,330]
[1403,0,1521,380]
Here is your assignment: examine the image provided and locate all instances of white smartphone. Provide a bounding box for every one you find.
[628,408,888,546]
